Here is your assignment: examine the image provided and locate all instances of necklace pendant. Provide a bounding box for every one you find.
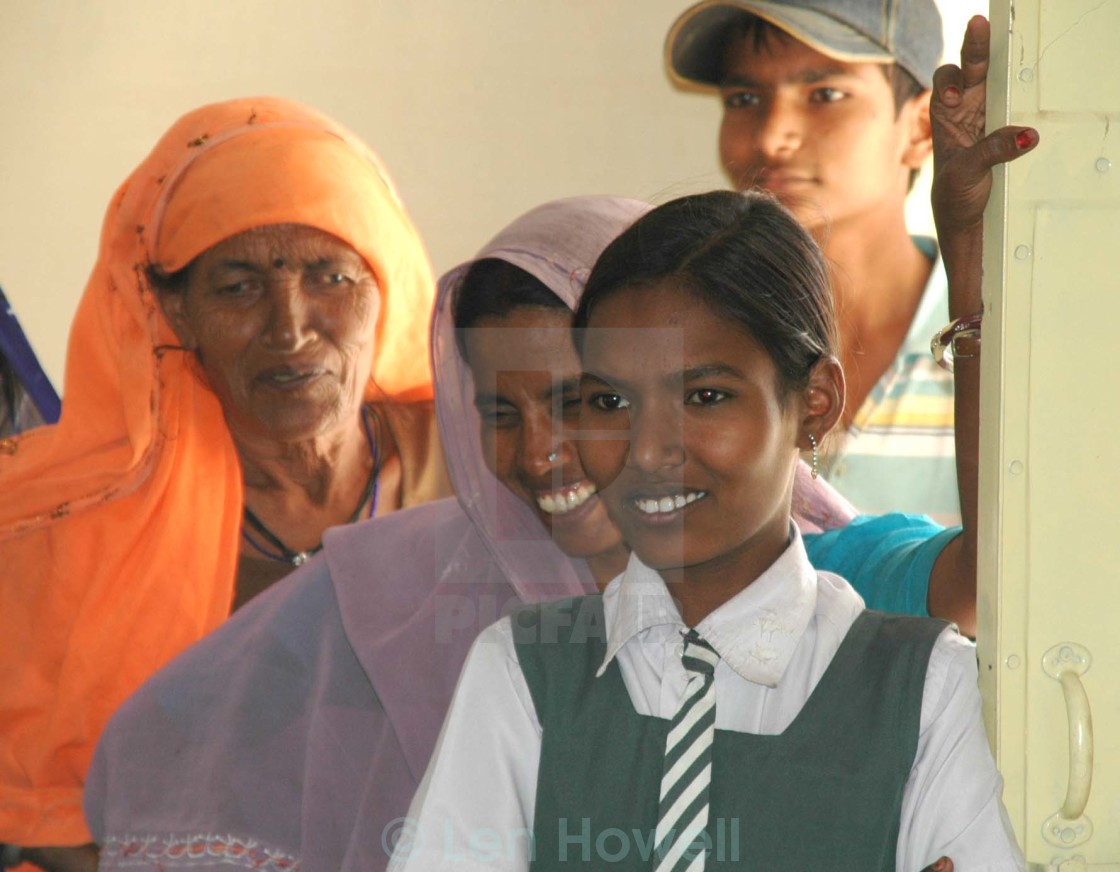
[241,409,378,568]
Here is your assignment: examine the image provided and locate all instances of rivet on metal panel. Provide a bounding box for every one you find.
[1005,654,1021,669]
[1009,460,1024,475]
[1014,245,1031,261]
[1018,67,1034,82]
[1094,157,1111,173]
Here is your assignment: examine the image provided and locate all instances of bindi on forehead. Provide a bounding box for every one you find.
[203,224,362,274]
[257,232,336,268]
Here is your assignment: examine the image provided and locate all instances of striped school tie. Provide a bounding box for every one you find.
[654,629,720,872]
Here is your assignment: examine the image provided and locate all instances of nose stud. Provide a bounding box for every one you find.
[547,451,559,463]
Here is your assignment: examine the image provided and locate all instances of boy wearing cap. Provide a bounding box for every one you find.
[667,0,958,524]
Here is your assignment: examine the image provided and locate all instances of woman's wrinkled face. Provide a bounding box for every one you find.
[462,306,624,562]
[160,224,380,442]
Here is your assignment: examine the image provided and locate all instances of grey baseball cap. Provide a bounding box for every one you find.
[666,0,944,90]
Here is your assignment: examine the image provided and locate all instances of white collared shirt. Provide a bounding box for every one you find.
[390,531,1023,871]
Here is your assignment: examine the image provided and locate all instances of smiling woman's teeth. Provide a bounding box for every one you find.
[538,482,598,515]
[635,491,707,515]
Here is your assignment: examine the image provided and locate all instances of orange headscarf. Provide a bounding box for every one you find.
[0,97,436,846]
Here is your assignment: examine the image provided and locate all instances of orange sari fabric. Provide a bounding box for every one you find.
[0,97,437,845]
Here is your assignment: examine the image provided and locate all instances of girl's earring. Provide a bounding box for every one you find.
[808,433,820,480]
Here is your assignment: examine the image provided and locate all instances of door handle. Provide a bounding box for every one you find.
[1041,643,1093,849]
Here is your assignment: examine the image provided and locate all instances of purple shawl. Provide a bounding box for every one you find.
[85,197,855,871]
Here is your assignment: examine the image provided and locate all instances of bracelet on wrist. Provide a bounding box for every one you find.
[931,312,982,372]
[0,844,22,869]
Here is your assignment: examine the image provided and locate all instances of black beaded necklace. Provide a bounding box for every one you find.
[240,407,380,566]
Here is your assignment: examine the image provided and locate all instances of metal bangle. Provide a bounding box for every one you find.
[931,312,983,373]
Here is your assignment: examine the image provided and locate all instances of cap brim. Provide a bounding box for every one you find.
[667,0,892,90]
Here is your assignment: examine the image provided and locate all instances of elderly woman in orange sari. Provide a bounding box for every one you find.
[0,97,448,871]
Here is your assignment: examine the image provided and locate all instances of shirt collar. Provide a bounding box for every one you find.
[597,525,819,688]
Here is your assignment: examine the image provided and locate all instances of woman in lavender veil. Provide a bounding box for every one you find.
[85,196,958,871]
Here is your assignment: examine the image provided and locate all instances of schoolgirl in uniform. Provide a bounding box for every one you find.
[391,190,1023,871]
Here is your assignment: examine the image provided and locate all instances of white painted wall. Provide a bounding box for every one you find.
[0,0,985,387]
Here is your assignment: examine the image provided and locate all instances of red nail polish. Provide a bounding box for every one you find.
[1016,129,1038,149]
